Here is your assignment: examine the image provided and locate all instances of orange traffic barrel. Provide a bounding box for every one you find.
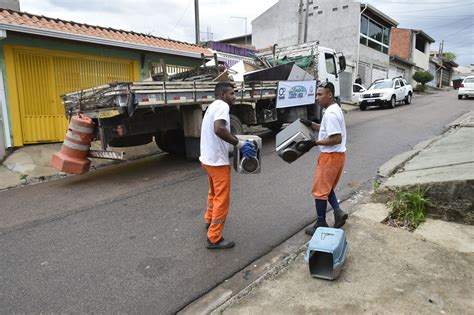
[51,115,95,174]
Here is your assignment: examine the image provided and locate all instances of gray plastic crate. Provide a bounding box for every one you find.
[304,227,348,280]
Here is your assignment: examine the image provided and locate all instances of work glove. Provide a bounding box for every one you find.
[237,140,257,159]
[296,140,317,153]
[299,118,313,127]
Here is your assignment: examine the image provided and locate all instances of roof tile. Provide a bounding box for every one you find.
[0,8,210,56]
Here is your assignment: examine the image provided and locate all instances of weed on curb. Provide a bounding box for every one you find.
[384,186,430,231]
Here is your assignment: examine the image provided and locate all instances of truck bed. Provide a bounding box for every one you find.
[62,81,279,117]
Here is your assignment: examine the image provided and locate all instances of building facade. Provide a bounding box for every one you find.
[252,0,398,101]
[389,28,434,85]
[428,53,458,88]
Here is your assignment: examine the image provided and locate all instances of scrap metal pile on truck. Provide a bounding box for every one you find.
[57,41,346,170]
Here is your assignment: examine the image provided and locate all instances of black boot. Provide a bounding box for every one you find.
[206,238,235,249]
[305,221,329,236]
[333,208,348,228]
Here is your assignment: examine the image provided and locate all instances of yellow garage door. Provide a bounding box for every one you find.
[5,45,139,145]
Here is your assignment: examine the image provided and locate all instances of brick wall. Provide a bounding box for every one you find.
[390,28,411,60]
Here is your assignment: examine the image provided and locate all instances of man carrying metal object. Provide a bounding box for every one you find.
[299,81,348,236]
[200,82,257,250]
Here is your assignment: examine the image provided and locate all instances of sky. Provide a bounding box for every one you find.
[20,0,474,66]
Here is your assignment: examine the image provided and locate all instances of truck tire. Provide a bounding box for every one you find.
[184,137,200,161]
[155,129,185,154]
[359,103,367,111]
[405,92,412,105]
[230,114,244,135]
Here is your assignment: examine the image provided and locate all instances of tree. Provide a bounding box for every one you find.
[443,52,457,62]
[412,71,434,92]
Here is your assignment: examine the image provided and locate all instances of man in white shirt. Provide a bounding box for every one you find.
[299,82,348,236]
[200,82,256,249]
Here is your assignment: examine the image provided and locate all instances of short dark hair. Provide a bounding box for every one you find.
[318,81,335,97]
[215,82,235,97]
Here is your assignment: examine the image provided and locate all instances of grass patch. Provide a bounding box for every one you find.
[384,187,430,231]
[373,178,381,191]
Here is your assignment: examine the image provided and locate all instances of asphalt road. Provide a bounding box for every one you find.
[0,90,471,313]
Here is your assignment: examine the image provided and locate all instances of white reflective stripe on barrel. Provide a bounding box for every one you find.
[66,131,82,142]
[63,139,90,151]
[70,122,94,134]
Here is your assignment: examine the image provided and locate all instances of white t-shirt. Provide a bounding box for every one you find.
[199,100,231,166]
[318,103,347,153]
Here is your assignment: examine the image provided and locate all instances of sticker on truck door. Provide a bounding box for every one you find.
[276,80,317,108]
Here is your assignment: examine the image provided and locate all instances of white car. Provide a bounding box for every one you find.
[359,77,413,110]
[458,76,474,99]
[352,83,366,104]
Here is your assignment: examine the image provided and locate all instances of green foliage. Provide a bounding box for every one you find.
[387,187,430,230]
[373,178,381,191]
[412,71,434,92]
[443,52,456,61]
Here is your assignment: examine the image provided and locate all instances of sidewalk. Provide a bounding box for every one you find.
[0,140,162,190]
[0,103,360,191]
[181,111,474,314]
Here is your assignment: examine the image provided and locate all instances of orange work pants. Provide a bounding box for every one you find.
[311,152,345,200]
[202,164,231,244]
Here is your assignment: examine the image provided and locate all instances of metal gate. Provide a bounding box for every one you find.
[339,71,353,102]
[5,46,138,145]
[371,65,388,82]
[358,62,371,86]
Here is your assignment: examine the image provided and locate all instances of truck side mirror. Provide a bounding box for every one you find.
[338,56,346,72]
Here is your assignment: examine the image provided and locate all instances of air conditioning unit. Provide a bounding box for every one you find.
[275,119,315,163]
[233,135,262,174]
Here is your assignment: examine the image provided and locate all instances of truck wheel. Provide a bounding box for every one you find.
[155,129,185,154]
[230,114,244,135]
[389,96,396,109]
[405,93,412,105]
[458,95,462,100]
[359,103,367,111]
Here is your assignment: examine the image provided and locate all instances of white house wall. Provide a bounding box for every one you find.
[253,0,360,66]
[252,1,299,49]
[413,48,429,71]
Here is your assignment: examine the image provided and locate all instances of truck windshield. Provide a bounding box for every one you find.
[369,81,392,90]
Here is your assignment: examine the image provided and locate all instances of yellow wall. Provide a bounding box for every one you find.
[4,45,139,145]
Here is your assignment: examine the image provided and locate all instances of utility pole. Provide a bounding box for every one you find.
[194,0,200,44]
[303,0,310,43]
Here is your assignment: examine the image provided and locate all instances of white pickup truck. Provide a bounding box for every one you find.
[359,77,413,110]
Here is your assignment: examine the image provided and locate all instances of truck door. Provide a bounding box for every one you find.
[321,52,340,97]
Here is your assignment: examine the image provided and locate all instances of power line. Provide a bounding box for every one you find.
[423,16,472,31]
[374,0,472,3]
[439,23,474,39]
[396,16,472,19]
[389,2,473,13]
[169,0,192,39]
